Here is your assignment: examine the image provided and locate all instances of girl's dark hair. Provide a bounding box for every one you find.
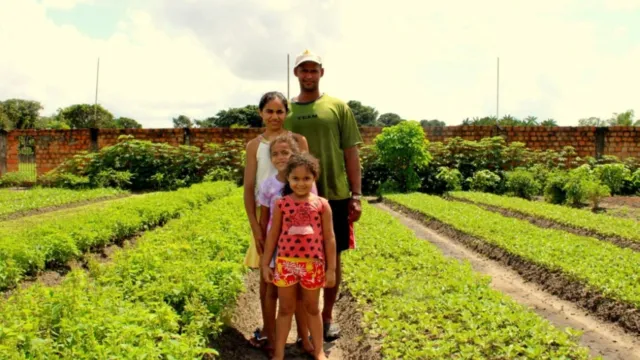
[282,153,321,196]
[259,91,289,113]
[269,132,300,155]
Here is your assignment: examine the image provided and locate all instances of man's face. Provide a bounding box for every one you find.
[294,62,324,92]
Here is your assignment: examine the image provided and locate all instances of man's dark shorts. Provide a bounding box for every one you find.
[328,199,350,254]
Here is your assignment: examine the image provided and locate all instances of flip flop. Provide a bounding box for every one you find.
[248,328,268,349]
[323,322,341,341]
[296,336,314,355]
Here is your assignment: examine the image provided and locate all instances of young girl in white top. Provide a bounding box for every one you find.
[243,91,309,353]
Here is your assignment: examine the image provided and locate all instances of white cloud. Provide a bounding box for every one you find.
[41,0,92,10]
[0,0,639,128]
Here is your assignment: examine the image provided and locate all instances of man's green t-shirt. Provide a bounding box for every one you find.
[285,94,363,201]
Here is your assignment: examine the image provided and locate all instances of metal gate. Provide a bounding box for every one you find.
[17,135,36,181]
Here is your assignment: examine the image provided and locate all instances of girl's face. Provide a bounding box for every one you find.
[288,165,316,197]
[271,142,293,172]
[260,98,287,130]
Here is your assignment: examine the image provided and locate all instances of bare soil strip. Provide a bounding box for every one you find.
[452,197,640,252]
[0,193,132,222]
[378,200,640,360]
[211,270,379,360]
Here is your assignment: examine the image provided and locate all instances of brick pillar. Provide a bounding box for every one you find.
[0,130,7,176]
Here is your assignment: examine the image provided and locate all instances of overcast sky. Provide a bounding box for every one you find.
[1,0,639,128]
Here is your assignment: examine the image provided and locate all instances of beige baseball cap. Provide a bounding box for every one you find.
[294,49,322,68]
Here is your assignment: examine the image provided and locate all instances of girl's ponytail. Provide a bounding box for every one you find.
[282,183,294,196]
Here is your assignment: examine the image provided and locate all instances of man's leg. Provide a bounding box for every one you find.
[322,199,350,341]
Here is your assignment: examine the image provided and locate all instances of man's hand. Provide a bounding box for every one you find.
[325,269,336,288]
[348,198,362,222]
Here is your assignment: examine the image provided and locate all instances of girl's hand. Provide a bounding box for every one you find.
[325,269,336,288]
[262,265,274,283]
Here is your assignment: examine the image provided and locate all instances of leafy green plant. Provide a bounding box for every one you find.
[594,163,631,195]
[0,181,236,290]
[0,187,127,219]
[387,192,640,313]
[451,191,640,243]
[435,167,462,193]
[359,145,392,196]
[505,168,541,199]
[374,121,432,192]
[0,185,248,358]
[342,201,591,359]
[543,170,569,204]
[467,169,501,193]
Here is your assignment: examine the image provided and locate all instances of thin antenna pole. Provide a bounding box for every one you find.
[287,53,290,100]
[94,57,100,126]
[496,57,500,120]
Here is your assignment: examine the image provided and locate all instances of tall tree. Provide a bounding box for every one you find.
[377,112,403,127]
[35,115,71,130]
[608,109,635,126]
[523,116,539,126]
[541,118,558,126]
[347,100,378,126]
[172,115,193,128]
[0,102,9,130]
[420,119,446,127]
[212,105,262,128]
[578,117,606,126]
[114,117,142,129]
[0,99,43,129]
[58,104,115,128]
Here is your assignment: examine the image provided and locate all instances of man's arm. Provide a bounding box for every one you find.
[344,145,362,222]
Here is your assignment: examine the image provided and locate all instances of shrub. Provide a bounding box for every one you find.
[583,180,611,210]
[436,167,463,194]
[40,136,245,191]
[593,163,631,195]
[0,171,36,188]
[374,121,432,193]
[467,170,501,193]
[544,171,569,204]
[630,169,640,195]
[505,169,541,200]
[360,145,392,196]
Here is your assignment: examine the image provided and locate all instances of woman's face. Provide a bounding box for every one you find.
[260,98,287,130]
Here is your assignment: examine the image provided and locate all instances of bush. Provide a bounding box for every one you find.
[360,145,392,196]
[0,171,36,188]
[435,167,463,194]
[630,169,640,195]
[374,121,432,193]
[467,170,501,193]
[594,163,631,195]
[583,180,611,210]
[505,169,541,200]
[544,171,569,204]
[40,136,245,191]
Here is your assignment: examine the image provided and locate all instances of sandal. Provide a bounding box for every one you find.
[323,322,341,341]
[248,328,268,349]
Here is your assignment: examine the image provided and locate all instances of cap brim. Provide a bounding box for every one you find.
[294,59,322,68]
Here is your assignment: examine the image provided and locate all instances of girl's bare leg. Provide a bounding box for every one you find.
[264,282,278,348]
[272,285,297,360]
[295,285,314,353]
[301,287,326,360]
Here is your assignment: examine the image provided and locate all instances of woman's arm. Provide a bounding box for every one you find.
[259,205,270,249]
[243,139,262,244]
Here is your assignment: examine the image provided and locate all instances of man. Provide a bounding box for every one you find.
[284,49,363,341]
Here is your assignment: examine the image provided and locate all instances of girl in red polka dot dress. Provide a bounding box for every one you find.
[262,153,336,360]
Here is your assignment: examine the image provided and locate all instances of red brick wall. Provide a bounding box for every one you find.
[1,126,639,176]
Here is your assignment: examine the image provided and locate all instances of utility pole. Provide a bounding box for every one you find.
[287,53,290,100]
[496,57,500,120]
[94,57,100,125]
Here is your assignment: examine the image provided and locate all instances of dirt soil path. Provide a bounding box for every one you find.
[375,202,640,360]
[211,270,377,360]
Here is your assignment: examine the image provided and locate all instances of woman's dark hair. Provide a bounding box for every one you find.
[259,91,289,113]
[282,153,321,196]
